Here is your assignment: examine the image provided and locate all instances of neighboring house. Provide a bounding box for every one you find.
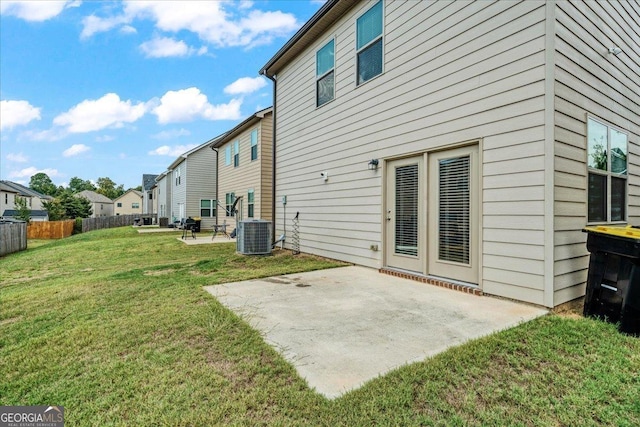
[155,171,172,220]
[114,189,143,216]
[0,180,52,221]
[260,0,640,308]
[169,133,225,229]
[76,190,114,218]
[141,174,158,215]
[212,107,274,231]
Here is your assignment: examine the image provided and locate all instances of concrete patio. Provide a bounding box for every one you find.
[204,266,548,399]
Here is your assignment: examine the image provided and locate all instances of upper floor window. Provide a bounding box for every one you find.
[587,116,628,223]
[356,1,383,85]
[225,145,232,166]
[251,129,259,161]
[117,202,122,208]
[132,202,140,209]
[175,167,181,186]
[234,141,240,167]
[316,39,335,106]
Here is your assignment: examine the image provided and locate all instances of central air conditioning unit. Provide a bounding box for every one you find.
[237,220,272,255]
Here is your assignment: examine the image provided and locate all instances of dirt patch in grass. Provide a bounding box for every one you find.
[553,297,585,319]
[144,269,176,276]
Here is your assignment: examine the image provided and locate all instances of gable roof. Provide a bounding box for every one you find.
[260,0,355,76]
[211,107,273,149]
[142,174,159,191]
[76,190,113,204]
[0,180,52,199]
[113,189,143,202]
[167,132,228,170]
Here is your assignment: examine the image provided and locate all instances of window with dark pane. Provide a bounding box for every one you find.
[316,39,334,106]
[438,156,470,264]
[356,1,383,85]
[586,117,628,223]
[250,129,258,161]
[395,164,418,257]
[247,190,255,218]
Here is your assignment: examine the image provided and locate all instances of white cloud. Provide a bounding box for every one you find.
[224,76,267,95]
[0,100,41,130]
[82,1,299,49]
[81,14,128,39]
[0,0,80,22]
[63,144,90,157]
[6,153,28,163]
[95,135,115,142]
[120,25,137,35]
[139,36,205,58]
[9,166,60,179]
[53,93,147,133]
[148,144,198,157]
[152,128,191,140]
[152,87,241,124]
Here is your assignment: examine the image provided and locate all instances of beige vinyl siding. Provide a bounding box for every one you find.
[553,0,640,305]
[260,113,274,221]
[275,0,548,303]
[184,146,217,230]
[114,191,142,216]
[218,118,272,231]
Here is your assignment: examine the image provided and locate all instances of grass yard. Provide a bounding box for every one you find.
[1,227,639,426]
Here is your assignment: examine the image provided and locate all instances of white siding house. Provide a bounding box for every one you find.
[169,135,224,230]
[155,171,172,221]
[260,0,640,308]
[77,190,114,218]
[212,107,273,232]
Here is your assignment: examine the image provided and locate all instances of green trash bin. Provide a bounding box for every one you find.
[583,225,640,336]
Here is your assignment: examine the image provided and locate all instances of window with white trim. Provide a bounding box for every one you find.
[200,199,216,217]
[225,192,235,217]
[225,145,231,166]
[175,167,181,185]
[132,202,139,209]
[247,189,255,218]
[587,116,628,223]
[356,1,383,85]
[117,202,122,207]
[251,129,258,161]
[234,141,240,167]
[316,39,335,106]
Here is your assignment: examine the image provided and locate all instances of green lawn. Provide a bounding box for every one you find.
[1,227,639,426]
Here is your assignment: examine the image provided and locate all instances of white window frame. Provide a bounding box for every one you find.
[225,192,235,217]
[247,189,255,218]
[587,115,628,224]
[316,38,335,107]
[355,0,384,86]
[200,199,216,218]
[251,129,259,161]
[233,141,240,168]
[225,145,232,166]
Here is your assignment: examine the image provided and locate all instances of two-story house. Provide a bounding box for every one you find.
[260,0,639,308]
[114,189,143,216]
[211,107,273,232]
[77,190,114,218]
[0,180,51,221]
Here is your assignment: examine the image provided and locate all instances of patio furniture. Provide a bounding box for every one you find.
[212,220,230,239]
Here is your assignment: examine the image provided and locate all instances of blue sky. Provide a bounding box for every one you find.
[0,0,322,190]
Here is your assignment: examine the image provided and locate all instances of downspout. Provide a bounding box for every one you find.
[263,71,277,245]
[211,147,219,228]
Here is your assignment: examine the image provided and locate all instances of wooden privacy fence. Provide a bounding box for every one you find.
[82,214,145,233]
[27,220,75,239]
[0,222,27,256]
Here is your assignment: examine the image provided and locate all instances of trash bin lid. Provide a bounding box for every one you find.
[583,225,640,240]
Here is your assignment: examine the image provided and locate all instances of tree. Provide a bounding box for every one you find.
[14,196,31,222]
[43,191,93,220]
[68,177,96,193]
[43,198,65,221]
[96,177,124,200]
[29,173,57,196]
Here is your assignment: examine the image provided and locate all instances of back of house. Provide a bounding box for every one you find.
[261,0,640,308]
